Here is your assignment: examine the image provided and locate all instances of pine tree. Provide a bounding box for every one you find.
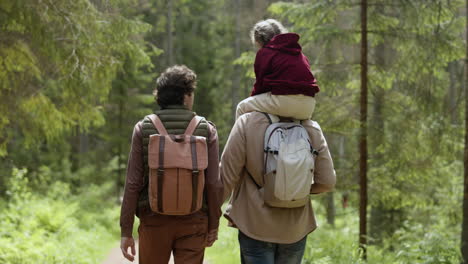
[462,1,468,262]
[0,0,152,156]
[359,0,368,258]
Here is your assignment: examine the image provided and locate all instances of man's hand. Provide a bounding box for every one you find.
[120,237,136,262]
[205,229,218,247]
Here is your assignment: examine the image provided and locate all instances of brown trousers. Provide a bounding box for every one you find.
[138,211,208,264]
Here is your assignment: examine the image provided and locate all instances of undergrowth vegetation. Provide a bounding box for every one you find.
[206,194,461,264]
[0,168,120,264]
[0,167,461,263]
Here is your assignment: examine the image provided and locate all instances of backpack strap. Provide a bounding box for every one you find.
[186,115,204,211]
[190,135,199,211]
[185,116,204,136]
[246,169,261,189]
[157,136,165,212]
[147,114,169,136]
[146,114,168,212]
[261,112,273,124]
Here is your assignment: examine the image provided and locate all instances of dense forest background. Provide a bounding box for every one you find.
[0,0,466,263]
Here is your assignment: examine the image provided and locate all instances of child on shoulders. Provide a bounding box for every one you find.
[236,19,319,120]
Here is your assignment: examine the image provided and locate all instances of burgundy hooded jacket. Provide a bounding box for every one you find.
[251,33,320,97]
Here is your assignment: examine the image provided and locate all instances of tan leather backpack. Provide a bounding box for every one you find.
[146,114,208,215]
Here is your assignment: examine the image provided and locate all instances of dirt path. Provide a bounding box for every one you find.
[102,242,209,264]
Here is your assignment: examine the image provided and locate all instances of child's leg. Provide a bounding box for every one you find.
[236,93,316,120]
[270,95,316,120]
[236,93,277,119]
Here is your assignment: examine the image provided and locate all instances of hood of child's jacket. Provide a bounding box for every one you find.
[264,33,302,55]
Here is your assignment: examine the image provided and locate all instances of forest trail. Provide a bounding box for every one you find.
[102,241,209,264]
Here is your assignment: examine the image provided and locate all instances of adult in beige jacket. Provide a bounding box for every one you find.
[221,111,336,264]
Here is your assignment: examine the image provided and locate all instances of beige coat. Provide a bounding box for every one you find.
[220,112,336,244]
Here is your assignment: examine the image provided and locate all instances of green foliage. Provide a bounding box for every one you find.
[1,0,466,262]
[206,199,461,264]
[205,215,241,264]
[233,51,255,79]
[268,0,465,244]
[386,221,461,264]
[0,168,119,264]
[0,0,153,156]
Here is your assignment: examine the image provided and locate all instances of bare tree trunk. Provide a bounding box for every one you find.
[70,131,80,172]
[232,0,241,123]
[79,133,89,153]
[167,0,174,66]
[325,133,339,227]
[326,192,336,226]
[369,86,384,243]
[369,42,398,245]
[359,0,368,260]
[448,62,458,124]
[461,1,468,262]
[117,83,124,199]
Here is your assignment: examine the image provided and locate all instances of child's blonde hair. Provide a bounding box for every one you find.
[250,19,288,46]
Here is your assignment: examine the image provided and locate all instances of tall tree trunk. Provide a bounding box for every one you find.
[461,0,468,262]
[71,131,89,173]
[79,133,89,153]
[448,61,458,124]
[359,0,368,259]
[70,131,80,172]
[326,192,336,226]
[117,83,124,199]
[232,0,241,123]
[369,42,403,245]
[167,0,174,66]
[325,133,340,226]
[369,86,385,243]
[338,135,350,212]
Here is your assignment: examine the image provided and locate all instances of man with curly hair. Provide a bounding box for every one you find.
[120,65,223,264]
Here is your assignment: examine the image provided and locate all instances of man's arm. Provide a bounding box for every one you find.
[220,115,247,201]
[120,122,145,238]
[307,123,336,194]
[205,122,223,233]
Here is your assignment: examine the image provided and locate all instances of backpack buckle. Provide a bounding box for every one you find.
[192,170,199,176]
[157,168,164,176]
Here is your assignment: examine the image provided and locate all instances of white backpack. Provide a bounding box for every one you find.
[260,113,318,208]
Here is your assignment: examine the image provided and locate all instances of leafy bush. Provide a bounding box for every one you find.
[205,215,241,264]
[0,168,120,264]
[0,168,461,264]
[206,199,461,264]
